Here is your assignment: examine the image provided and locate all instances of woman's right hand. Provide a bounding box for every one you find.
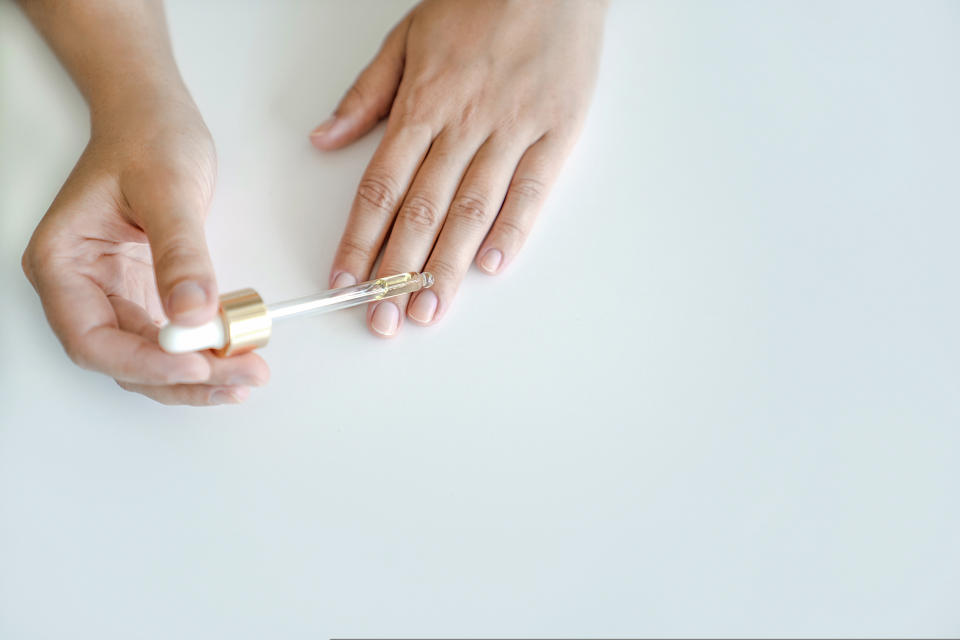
[21,94,269,406]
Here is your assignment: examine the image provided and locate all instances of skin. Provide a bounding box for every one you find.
[312,0,609,337]
[19,0,607,405]
[18,0,268,405]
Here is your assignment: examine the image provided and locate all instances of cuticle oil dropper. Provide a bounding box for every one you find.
[158,271,434,356]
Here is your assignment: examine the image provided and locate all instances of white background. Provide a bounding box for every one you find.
[2,1,958,637]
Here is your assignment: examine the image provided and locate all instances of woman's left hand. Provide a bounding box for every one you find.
[311,0,608,337]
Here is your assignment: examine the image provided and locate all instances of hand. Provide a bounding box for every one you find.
[310,0,607,337]
[21,96,269,405]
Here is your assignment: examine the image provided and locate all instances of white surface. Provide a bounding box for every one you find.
[2,1,959,637]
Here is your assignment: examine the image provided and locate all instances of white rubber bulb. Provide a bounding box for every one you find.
[158,317,227,354]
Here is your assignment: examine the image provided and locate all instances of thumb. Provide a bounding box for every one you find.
[310,16,409,151]
[143,207,219,327]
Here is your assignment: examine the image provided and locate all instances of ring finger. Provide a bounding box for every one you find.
[406,132,531,326]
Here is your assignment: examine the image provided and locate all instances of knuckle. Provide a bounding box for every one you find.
[426,256,458,283]
[21,227,58,284]
[495,216,530,243]
[397,83,434,118]
[398,194,441,231]
[355,173,401,216]
[152,241,204,280]
[20,247,33,281]
[338,233,376,264]
[449,191,492,227]
[556,108,587,133]
[454,100,481,129]
[63,336,92,371]
[392,87,448,134]
[510,176,547,203]
[391,110,434,140]
[496,110,523,133]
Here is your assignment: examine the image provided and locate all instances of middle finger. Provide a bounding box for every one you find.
[366,129,482,337]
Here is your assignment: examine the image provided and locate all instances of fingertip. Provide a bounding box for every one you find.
[477,249,504,275]
[236,353,271,387]
[251,356,271,386]
[309,116,354,151]
[330,271,357,289]
[407,289,438,325]
[369,301,400,338]
[311,116,338,137]
[309,133,338,151]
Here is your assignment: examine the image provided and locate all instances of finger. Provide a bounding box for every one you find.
[366,132,480,337]
[34,267,211,385]
[407,134,528,326]
[328,122,433,290]
[131,189,219,327]
[117,381,251,406]
[475,132,570,276]
[111,296,270,387]
[310,14,410,150]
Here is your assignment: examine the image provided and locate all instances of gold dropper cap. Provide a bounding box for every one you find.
[215,288,272,357]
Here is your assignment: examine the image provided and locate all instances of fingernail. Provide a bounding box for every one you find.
[479,249,503,274]
[210,387,248,405]
[407,289,438,324]
[168,281,208,317]
[370,301,399,336]
[310,115,347,139]
[332,271,356,289]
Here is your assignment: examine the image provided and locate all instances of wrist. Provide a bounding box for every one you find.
[89,76,200,135]
[86,82,215,190]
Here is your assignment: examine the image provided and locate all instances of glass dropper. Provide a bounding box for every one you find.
[158,271,434,356]
[267,271,434,321]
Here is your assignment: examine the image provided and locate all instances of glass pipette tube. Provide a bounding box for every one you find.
[267,271,434,322]
[158,271,435,356]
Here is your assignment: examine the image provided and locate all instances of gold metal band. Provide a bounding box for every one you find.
[215,288,271,357]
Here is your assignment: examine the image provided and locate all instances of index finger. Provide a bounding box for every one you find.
[328,119,434,288]
[35,267,211,385]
